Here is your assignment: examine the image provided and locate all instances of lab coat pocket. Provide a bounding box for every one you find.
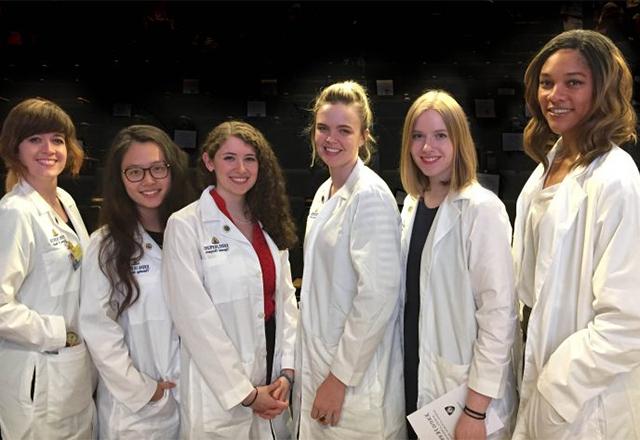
[117,390,179,439]
[46,342,94,420]
[128,277,168,325]
[419,351,470,407]
[200,374,252,433]
[202,257,250,304]
[42,249,74,297]
[526,389,568,439]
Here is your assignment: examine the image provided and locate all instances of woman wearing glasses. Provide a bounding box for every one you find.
[79,125,194,439]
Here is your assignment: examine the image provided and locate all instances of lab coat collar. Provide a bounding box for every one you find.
[197,185,263,245]
[330,159,364,201]
[137,224,162,260]
[530,140,589,301]
[403,182,485,252]
[16,178,84,241]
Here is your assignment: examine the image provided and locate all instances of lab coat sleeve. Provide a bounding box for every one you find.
[79,234,157,413]
[330,188,402,387]
[163,214,254,410]
[0,205,66,351]
[278,250,298,370]
[466,197,518,399]
[538,175,640,423]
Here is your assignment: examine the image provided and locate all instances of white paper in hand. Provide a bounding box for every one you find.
[406,384,504,440]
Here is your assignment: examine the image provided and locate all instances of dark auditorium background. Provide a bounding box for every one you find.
[1,0,639,283]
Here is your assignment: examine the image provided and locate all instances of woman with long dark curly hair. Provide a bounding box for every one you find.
[79,125,194,439]
[163,120,299,439]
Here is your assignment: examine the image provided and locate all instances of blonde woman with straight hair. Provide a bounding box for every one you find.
[513,29,640,439]
[294,81,405,439]
[399,90,518,439]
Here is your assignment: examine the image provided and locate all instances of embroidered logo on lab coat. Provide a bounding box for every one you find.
[202,242,229,255]
[211,236,220,244]
[131,263,151,274]
[49,230,67,248]
[445,406,455,416]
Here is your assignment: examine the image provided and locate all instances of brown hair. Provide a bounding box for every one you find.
[200,120,297,250]
[523,29,637,169]
[0,97,84,192]
[400,90,477,197]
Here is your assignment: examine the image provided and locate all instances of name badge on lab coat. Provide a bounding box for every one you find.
[49,229,67,248]
[131,263,151,275]
[202,242,229,256]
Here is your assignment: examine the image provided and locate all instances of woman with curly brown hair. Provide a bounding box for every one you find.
[163,120,299,439]
[513,29,640,438]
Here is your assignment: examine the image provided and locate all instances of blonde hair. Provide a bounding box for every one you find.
[400,90,477,197]
[523,29,637,169]
[308,80,376,165]
[0,98,84,192]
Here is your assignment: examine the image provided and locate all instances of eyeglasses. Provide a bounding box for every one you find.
[122,162,171,183]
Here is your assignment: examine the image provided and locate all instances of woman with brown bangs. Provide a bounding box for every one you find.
[163,121,298,439]
[513,29,640,438]
[0,98,95,439]
[79,125,194,439]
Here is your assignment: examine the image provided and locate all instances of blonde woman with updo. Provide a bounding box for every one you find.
[294,81,405,439]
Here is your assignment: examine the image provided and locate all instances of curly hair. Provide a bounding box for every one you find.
[0,97,84,192]
[99,125,195,318]
[200,120,297,250]
[307,80,376,166]
[523,29,637,170]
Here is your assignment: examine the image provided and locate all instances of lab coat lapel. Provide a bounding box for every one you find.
[199,186,252,249]
[431,192,461,250]
[400,195,419,263]
[138,225,162,261]
[19,180,84,243]
[534,160,588,303]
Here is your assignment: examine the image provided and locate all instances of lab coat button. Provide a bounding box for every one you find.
[258,312,264,319]
[223,225,230,232]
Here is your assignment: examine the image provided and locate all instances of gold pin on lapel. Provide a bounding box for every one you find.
[66,240,83,270]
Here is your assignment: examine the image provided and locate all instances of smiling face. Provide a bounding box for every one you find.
[314,102,366,181]
[121,141,171,221]
[17,132,68,186]
[538,48,594,147]
[202,135,258,202]
[409,109,454,183]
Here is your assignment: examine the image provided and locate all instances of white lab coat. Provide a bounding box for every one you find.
[163,187,298,439]
[79,224,180,439]
[0,179,96,440]
[294,160,405,439]
[512,143,640,439]
[400,182,518,439]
